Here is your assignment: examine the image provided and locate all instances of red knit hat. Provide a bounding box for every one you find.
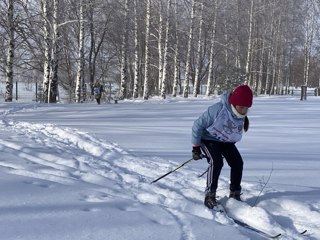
[229,85,253,107]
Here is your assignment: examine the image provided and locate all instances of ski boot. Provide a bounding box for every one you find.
[204,191,217,209]
[229,190,242,201]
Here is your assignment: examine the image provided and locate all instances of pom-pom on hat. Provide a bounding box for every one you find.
[229,85,253,107]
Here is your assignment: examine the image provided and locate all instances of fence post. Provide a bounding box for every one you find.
[15,81,18,100]
[35,82,38,102]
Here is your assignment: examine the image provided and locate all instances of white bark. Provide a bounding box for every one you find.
[160,0,171,99]
[245,0,254,85]
[133,0,139,98]
[270,27,278,95]
[158,1,164,93]
[303,0,315,86]
[41,0,51,102]
[183,0,196,98]
[206,0,217,96]
[193,1,204,97]
[119,0,129,100]
[234,0,241,70]
[75,0,85,103]
[264,43,272,95]
[172,0,179,97]
[48,0,59,103]
[257,38,265,95]
[143,0,151,100]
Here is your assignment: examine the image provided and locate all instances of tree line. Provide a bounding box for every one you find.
[0,0,319,102]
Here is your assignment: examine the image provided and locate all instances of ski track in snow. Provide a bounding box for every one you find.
[0,105,206,239]
[1,104,320,240]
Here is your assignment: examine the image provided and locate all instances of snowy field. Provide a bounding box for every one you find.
[0,95,319,240]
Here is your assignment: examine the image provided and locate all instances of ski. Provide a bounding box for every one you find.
[213,203,281,239]
[212,198,306,239]
[228,212,307,238]
[232,218,282,239]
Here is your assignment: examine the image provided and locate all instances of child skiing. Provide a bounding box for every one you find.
[191,85,253,209]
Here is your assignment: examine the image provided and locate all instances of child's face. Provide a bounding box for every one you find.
[235,105,249,115]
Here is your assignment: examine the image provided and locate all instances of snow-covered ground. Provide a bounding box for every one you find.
[0,95,319,240]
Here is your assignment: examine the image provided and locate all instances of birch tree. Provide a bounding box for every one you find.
[183,0,196,98]
[160,0,171,99]
[119,0,129,100]
[257,6,266,95]
[143,0,151,100]
[5,0,14,102]
[133,0,140,98]
[245,0,254,86]
[303,0,315,87]
[48,0,59,103]
[157,1,164,94]
[41,0,51,102]
[75,0,85,103]
[193,1,204,97]
[172,0,180,97]
[263,1,276,94]
[269,17,280,95]
[223,4,229,88]
[234,0,241,71]
[286,1,300,93]
[254,0,268,95]
[206,0,218,96]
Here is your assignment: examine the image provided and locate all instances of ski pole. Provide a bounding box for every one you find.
[151,158,193,184]
[198,155,224,178]
[198,168,208,178]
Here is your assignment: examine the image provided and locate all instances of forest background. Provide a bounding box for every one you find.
[0,0,319,103]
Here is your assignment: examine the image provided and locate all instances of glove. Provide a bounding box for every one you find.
[192,146,203,160]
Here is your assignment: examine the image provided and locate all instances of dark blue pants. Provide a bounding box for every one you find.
[201,140,243,193]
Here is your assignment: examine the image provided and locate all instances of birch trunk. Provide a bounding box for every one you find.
[270,27,278,95]
[41,0,51,103]
[245,0,254,85]
[133,0,139,98]
[183,0,196,98]
[193,1,204,97]
[88,0,95,96]
[158,1,163,94]
[223,4,229,88]
[303,1,314,87]
[75,0,85,103]
[206,0,217,96]
[257,39,265,95]
[234,0,241,70]
[256,0,266,95]
[160,0,171,99]
[276,50,283,95]
[287,3,295,92]
[172,0,179,97]
[119,0,129,100]
[143,0,151,100]
[264,2,275,95]
[264,44,272,94]
[48,0,59,103]
[5,0,14,102]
